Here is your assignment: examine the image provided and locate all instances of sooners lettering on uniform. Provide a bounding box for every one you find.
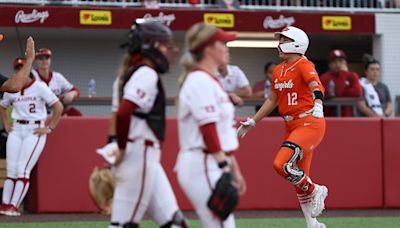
[136,88,146,99]
[15,97,37,102]
[204,105,215,113]
[274,79,294,91]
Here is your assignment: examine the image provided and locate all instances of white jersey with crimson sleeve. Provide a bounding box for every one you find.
[31,69,75,96]
[178,70,238,153]
[0,80,58,120]
[123,65,160,143]
[110,64,181,226]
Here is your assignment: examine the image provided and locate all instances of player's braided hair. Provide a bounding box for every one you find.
[116,53,133,101]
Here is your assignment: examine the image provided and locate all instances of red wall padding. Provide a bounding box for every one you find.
[382,119,400,208]
[28,117,389,212]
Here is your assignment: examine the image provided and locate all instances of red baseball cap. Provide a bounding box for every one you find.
[194,27,236,53]
[13,57,26,69]
[36,48,52,58]
[328,49,347,61]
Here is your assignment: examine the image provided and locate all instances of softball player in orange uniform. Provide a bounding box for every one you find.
[238,26,328,228]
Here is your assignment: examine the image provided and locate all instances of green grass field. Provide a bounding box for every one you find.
[1,217,400,228]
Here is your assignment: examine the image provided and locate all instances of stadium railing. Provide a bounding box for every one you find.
[1,0,400,12]
[72,96,360,117]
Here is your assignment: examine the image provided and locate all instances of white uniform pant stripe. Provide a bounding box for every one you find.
[129,144,149,223]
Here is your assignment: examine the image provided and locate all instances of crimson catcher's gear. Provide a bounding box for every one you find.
[121,21,173,73]
[207,172,239,220]
[89,166,115,215]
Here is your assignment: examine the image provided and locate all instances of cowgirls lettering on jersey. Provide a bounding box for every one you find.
[274,79,294,91]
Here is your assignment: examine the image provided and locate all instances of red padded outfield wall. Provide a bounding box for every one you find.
[28,117,389,212]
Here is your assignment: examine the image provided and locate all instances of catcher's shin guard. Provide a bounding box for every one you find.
[160,210,189,228]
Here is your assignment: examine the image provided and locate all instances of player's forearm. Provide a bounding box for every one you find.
[357,100,378,117]
[385,102,393,117]
[2,61,33,92]
[0,107,9,126]
[48,101,64,129]
[234,86,252,98]
[252,91,265,99]
[109,112,117,136]
[252,97,277,123]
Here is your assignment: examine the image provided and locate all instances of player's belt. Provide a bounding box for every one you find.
[127,138,158,148]
[16,120,41,124]
[283,108,314,122]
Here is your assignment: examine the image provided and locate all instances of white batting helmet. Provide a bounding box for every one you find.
[274,26,309,55]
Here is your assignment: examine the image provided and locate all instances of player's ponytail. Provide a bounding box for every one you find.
[117,53,132,101]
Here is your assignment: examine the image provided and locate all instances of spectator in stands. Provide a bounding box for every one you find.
[358,58,392,117]
[217,56,252,106]
[217,0,241,9]
[143,0,159,8]
[320,49,362,116]
[32,48,82,116]
[252,62,279,115]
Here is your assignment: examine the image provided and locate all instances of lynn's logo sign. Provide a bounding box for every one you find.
[15,9,49,24]
[204,13,234,28]
[322,16,352,30]
[80,10,112,25]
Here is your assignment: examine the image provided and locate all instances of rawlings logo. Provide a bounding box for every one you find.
[274,79,294,91]
[140,12,176,26]
[263,15,295,29]
[15,9,49,24]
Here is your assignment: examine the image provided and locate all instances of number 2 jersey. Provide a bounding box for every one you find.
[271,56,324,117]
[0,80,58,121]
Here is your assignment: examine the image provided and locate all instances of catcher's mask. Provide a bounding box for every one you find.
[121,20,174,74]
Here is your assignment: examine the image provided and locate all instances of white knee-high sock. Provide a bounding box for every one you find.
[2,177,17,205]
[298,193,319,228]
[10,178,30,208]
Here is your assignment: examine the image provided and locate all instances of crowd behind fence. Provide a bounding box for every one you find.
[1,0,400,12]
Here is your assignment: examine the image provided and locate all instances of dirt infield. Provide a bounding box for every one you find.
[1,209,399,223]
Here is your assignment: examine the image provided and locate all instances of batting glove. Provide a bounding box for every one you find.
[237,117,256,138]
[312,102,324,119]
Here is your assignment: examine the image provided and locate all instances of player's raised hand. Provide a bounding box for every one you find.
[237,117,256,138]
[25,37,35,62]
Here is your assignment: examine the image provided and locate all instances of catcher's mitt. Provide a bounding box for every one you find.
[207,172,239,220]
[89,166,115,215]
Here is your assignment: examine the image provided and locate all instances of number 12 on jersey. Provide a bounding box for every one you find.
[287,92,298,105]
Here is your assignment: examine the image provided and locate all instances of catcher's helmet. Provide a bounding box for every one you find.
[123,21,173,73]
[274,26,309,55]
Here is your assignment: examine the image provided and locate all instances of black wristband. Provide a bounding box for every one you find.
[313,90,324,101]
[218,160,229,169]
[107,135,117,143]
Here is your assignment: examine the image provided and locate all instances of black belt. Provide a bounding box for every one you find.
[16,120,41,124]
[127,138,154,147]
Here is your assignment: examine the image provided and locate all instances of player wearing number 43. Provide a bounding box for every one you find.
[238,26,328,228]
[0,58,63,216]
